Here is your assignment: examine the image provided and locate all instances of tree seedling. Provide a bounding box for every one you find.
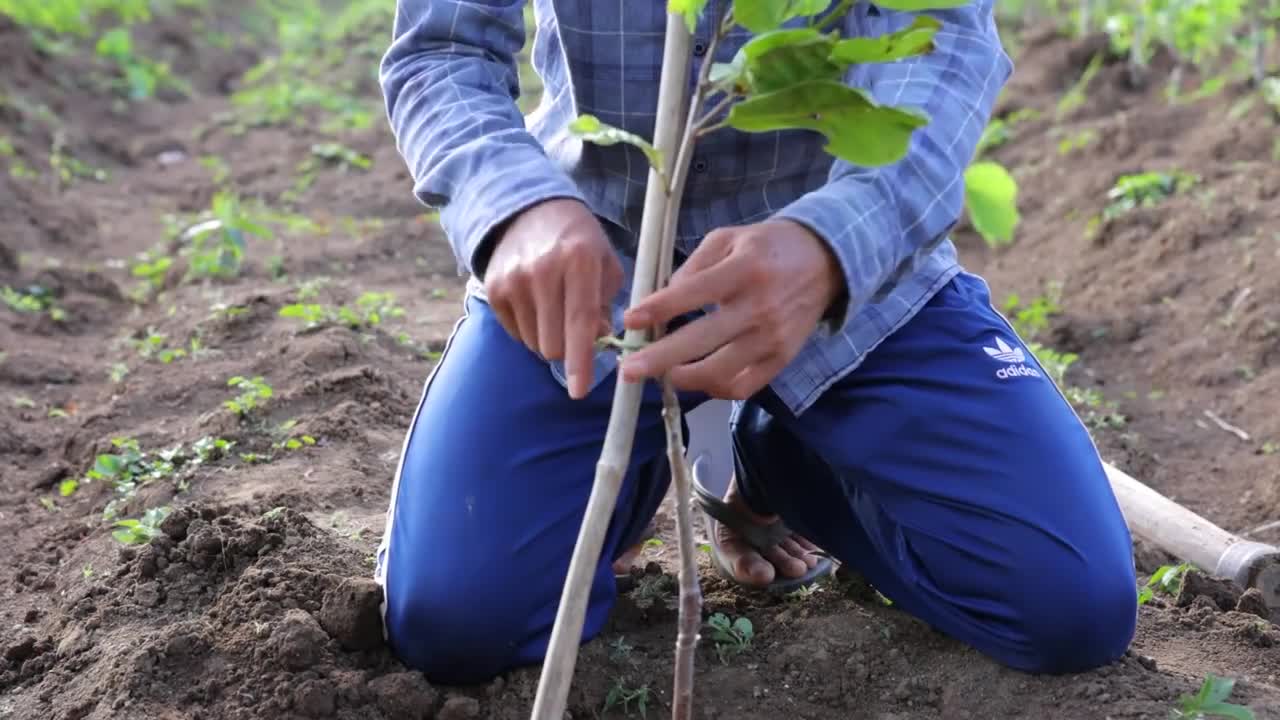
[529,2,975,718]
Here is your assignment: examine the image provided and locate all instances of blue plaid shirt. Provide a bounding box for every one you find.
[380,1,1012,414]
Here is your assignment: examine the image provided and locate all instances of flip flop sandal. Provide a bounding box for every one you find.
[691,461,833,595]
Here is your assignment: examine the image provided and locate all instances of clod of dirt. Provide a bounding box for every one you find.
[438,694,482,720]
[4,635,37,664]
[1175,570,1242,611]
[0,239,15,271]
[159,505,196,542]
[1235,588,1272,620]
[270,609,331,671]
[292,677,338,717]
[27,462,70,491]
[368,672,438,720]
[318,577,386,651]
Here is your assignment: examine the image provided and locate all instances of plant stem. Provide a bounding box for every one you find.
[656,5,725,284]
[651,10,734,718]
[813,0,854,32]
[662,381,702,720]
[693,94,737,137]
[528,12,694,720]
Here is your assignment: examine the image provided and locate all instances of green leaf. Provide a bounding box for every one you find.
[733,0,829,33]
[568,114,664,173]
[709,54,748,93]
[726,80,928,166]
[830,15,941,64]
[668,0,709,33]
[739,28,842,93]
[870,0,970,10]
[1178,675,1256,720]
[963,161,1019,247]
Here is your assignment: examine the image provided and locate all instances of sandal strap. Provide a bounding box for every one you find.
[690,470,792,553]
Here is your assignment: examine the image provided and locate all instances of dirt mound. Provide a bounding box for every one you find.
[1,503,416,720]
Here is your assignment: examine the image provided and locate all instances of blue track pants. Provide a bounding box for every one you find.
[375,272,1138,685]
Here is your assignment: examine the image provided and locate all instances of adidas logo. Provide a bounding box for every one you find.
[983,337,1025,363]
[983,336,1042,380]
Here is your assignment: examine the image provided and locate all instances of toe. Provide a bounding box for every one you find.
[718,526,775,587]
[780,537,820,570]
[764,543,810,579]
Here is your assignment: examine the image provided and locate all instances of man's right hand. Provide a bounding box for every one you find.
[483,198,623,399]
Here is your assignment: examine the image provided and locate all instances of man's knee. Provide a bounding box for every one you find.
[382,560,528,685]
[1012,544,1138,674]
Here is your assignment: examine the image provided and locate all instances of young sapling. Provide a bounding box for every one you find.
[530,1,971,717]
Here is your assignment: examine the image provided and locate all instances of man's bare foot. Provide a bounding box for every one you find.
[611,542,643,576]
[716,480,821,588]
[611,522,657,576]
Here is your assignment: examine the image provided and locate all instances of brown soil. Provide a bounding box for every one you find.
[2,11,1279,720]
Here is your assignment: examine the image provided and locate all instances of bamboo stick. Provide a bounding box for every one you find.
[528,12,694,720]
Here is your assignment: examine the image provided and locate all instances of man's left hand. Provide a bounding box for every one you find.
[619,219,845,400]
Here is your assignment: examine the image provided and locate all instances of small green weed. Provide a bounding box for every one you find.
[127,247,174,301]
[112,505,170,545]
[50,131,107,186]
[1057,128,1098,155]
[279,291,405,332]
[1139,562,1194,605]
[179,191,274,281]
[94,25,187,100]
[224,376,273,417]
[72,435,233,520]
[1170,674,1255,719]
[286,142,372,201]
[2,284,65,321]
[603,680,651,718]
[1104,171,1199,220]
[706,612,754,664]
[271,419,316,452]
[131,327,188,363]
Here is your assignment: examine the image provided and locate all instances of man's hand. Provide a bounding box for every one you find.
[484,198,623,399]
[618,219,845,400]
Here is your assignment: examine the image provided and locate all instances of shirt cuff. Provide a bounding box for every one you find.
[435,147,588,279]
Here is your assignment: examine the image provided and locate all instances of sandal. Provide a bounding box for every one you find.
[691,457,833,594]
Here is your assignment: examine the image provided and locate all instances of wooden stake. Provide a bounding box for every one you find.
[1104,462,1280,608]
[528,12,694,720]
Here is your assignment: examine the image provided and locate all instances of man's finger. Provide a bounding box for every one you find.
[487,291,521,343]
[533,271,566,360]
[668,332,777,399]
[620,303,750,382]
[670,227,733,285]
[624,249,748,330]
[564,257,603,399]
[511,289,539,353]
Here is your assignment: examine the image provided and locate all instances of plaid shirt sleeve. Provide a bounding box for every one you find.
[773,1,1013,333]
[379,0,587,277]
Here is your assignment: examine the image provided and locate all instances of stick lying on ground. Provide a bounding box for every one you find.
[529,1,974,717]
[1104,462,1280,609]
